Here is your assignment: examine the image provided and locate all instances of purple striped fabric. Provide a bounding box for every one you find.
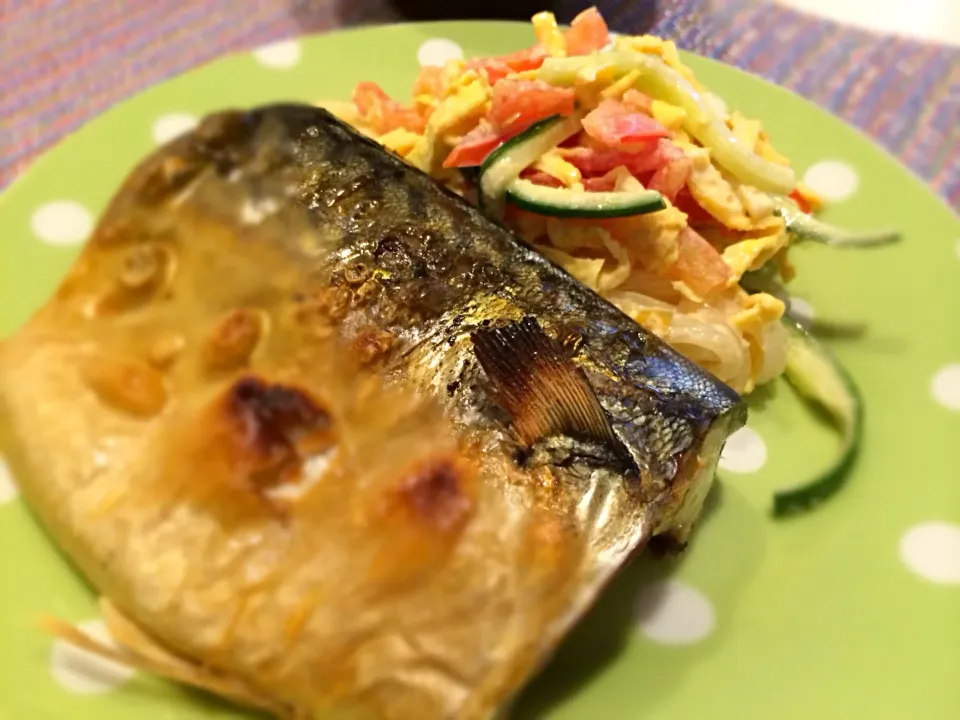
[1,0,958,208]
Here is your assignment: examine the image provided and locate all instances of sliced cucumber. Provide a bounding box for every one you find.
[505,179,665,218]
[539,52,797,195]
[774,318,863,517]
[478,110,665,219]
[774,197,900,248]
[479,113,584,216]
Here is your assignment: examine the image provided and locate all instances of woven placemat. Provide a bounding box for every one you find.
[1,0,957,208]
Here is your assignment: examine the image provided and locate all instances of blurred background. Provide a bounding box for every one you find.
[388,0,960,44]
[0,0,957,207]
[722,0,960,44]
[816,0,960,44]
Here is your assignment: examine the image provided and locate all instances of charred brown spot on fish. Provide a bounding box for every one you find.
[396,454,475,533]
[225,377,334,488]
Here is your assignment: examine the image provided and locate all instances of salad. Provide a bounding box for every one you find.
[323,8,899,514]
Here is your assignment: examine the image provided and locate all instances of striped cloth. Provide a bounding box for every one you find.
[1,0,958,208]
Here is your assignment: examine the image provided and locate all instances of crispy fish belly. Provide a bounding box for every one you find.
[0,104,745,719]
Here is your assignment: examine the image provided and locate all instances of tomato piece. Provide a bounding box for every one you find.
[412,66,446,100]
[489,80,576,133]
[565,7,610,55]
[466,45,549,85]
[519,168,565,188]
[351,81,424,134]
[582,99,670,148]
[466,58,513,85]
[499,45,549,72]
[444,79,575,169]
[560,138,674,177]
[384,105,426,133]
[352,82,391,117]
[580,165,643,192]
[621,89,654,115]
[443,123,504,168]
[789,188,812,214]
[673,188,717,225]
[647,157,691,202]
[583,174,617,192]
[559,130,586,148]
[667,227,731,298]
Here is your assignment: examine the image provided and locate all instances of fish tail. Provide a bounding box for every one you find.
[40,603,296,718]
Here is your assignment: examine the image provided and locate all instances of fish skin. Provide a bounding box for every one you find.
[219,103,742,486]
[0,103,746,719]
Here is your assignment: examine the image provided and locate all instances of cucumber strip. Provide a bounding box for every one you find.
[774,318,863,517]
[479,113,584,216]
[773,197,901,248]
[540,52,796,195]
[505,179,665,218]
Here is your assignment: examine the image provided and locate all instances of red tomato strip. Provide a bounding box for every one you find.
[351,81,424,134]
[466,45,549,85]
[443,123,503,168]
[560,138,676,178]
[647,157,691,203]
[789,188,812,214]
[489,80,576,134]
[582,99,669,148]
[497,45,550,72]
[673,188,719,225]
[583,173,618,192]
[565,7,610,55]
[444,81,576,169]
[353,81,390,116]
[667,227,731,298]
[621,89,654,115]
[519,169,565,188]
[412,66,446,101]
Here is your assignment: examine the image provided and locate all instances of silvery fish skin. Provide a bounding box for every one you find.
[0,104,745,719]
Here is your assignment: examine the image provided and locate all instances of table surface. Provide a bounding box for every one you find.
[774,0,960,46]
[1,0,958,209]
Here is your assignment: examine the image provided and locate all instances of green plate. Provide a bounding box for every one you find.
[1,20,959,720]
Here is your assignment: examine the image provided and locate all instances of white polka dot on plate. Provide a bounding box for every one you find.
[635,580,716,645]
[788,296,815,327]
[30,200,93,246]
[252,39,301,68]
[719,426,767,474]
[50,619,135,693]
[899,521,960,584]
[802,160,859,202]
[0,457,16,505]
[417,38,463,67]
[151,113,198,144]
[931,364,960,411]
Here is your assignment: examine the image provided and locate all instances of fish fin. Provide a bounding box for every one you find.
[470,316,618,448]
[40,600,296,719]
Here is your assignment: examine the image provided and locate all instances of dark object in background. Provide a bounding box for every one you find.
[384,0,659,37]
[389,0,557,20]
[387,0,557,20]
